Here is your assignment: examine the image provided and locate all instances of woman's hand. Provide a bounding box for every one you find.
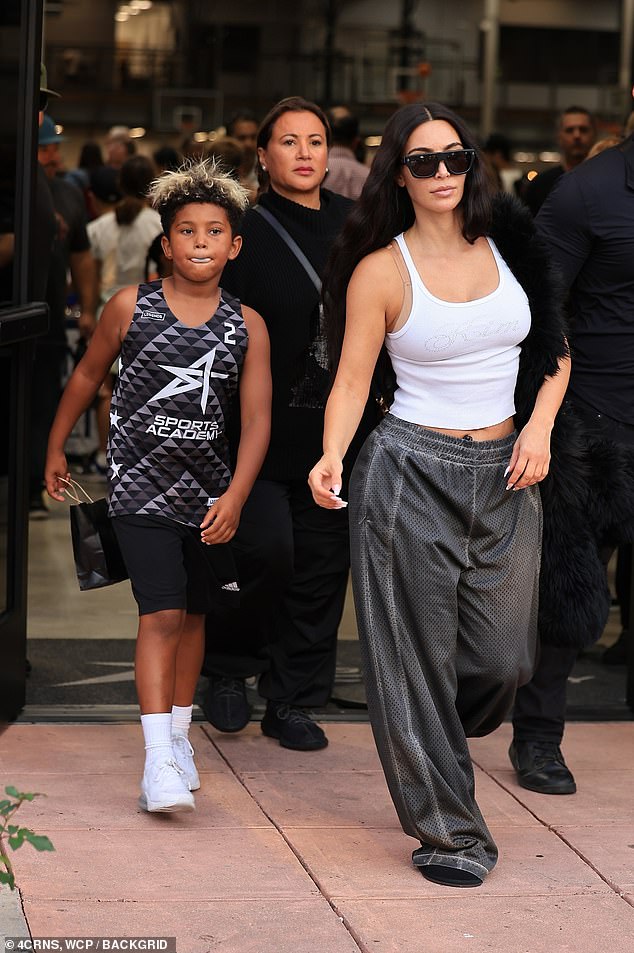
[505,422,552,490]
[308,453,347,509]
[200,491,243,544]
[45,451,71,502]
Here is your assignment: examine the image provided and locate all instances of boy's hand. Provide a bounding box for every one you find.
[45,451,71,502]
[200,491,242,544]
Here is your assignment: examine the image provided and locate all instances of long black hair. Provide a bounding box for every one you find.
[323,102,492,371]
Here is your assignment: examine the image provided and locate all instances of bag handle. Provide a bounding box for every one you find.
[58,476,95,505]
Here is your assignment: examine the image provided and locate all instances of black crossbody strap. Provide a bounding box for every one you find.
[254,205,322,293]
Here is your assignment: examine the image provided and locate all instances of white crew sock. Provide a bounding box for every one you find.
[171,704,193,739]
[141,713,173,770]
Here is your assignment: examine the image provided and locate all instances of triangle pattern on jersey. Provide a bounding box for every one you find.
[108,280,247,526]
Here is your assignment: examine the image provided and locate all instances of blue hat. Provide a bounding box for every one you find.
[38,115,65,146]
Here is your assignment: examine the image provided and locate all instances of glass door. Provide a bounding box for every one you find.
[0,0,48,725]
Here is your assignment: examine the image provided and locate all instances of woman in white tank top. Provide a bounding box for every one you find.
[309,103,571,888]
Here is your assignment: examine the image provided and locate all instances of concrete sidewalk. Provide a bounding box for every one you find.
[1,720,633,952]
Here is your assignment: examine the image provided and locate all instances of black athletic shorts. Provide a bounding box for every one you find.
[112,514,240,616]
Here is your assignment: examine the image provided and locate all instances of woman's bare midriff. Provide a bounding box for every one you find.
[419,417,515,441]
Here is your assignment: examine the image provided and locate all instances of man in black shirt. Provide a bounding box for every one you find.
[510,136,634,794]
[37,116,96,339]
[524,107,596,217]
[29,114,96,515]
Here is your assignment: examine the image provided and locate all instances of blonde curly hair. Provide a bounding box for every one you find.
[148,158,250,235]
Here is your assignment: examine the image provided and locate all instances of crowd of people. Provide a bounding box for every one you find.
[31,65,633,887]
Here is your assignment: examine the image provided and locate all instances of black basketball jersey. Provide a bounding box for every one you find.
[108,280,248,526]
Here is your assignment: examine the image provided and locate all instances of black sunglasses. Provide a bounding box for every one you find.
[402,149,475,178]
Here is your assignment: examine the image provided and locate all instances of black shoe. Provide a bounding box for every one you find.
[201,676,251,733]
[509,740,576,795]
[602,630,630,665]
[416,864,484,888]
[412,848,485,887]
[261,702,328,751]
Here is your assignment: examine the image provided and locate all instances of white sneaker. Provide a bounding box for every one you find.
[138,757,195,813]
[172,734,200,791]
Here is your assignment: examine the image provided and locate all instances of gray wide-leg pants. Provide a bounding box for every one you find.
[349,415,542,879]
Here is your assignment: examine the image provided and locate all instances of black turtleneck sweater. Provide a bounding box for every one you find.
[222,186,370,482]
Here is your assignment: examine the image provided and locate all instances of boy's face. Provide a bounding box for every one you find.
[162,203,241,283]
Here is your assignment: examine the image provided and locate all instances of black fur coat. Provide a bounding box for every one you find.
[492,193,634,649]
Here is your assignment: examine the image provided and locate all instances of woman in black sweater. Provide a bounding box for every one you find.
[202,97,375,749]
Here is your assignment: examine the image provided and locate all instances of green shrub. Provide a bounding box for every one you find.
[0,786,55,891]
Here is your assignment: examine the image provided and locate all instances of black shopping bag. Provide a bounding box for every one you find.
[65,482,128,590]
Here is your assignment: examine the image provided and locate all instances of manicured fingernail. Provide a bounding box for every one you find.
[506,484,513,491]
[503,466,510,477]
[332,484,341,496]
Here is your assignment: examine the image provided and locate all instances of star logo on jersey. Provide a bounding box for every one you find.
[149,348,228,413]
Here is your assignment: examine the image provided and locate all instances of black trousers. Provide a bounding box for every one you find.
[512,642,578,744]
[513,399,634,744]
[202,478,350,707]
[616,544,631,630]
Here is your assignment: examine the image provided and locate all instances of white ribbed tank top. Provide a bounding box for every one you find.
[385,233,531,429]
